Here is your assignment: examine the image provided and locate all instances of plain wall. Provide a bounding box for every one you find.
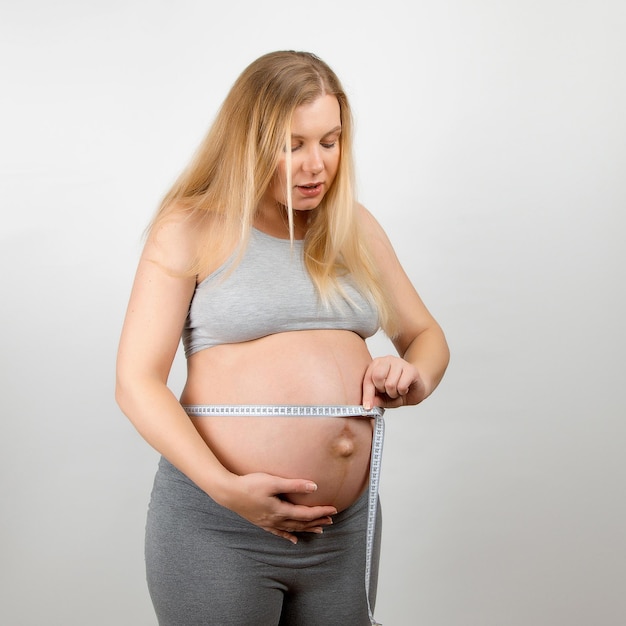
[1,1,624,624]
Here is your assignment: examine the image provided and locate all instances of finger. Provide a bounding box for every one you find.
[362,370,377,410]
[265,517,332,544]
[385,360,411,398]
[273,478,320,496]
[396,368,418,396]
[284,516,334,532]
[265,527,299,544]
[281,503,338,522]
[363,360,390,409]
[379,395,405,409]
[370,361,392,393]
[294,525,325,535]
[282,524,325,536]
[301,517,333,533]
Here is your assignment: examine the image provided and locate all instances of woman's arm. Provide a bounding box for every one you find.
[358,205,450,409]
[115,215,336,542]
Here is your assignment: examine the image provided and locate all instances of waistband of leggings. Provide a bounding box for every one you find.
[181,404,384,418]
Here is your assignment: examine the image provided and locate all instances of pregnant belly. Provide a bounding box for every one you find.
[191,414,373,511]
[180,330,376,511]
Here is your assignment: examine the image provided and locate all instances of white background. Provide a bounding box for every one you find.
[1,1,625,624]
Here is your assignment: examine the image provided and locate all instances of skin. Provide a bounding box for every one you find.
[116,94,450,544]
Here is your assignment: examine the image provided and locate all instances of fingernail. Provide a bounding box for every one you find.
[305,482,317,492]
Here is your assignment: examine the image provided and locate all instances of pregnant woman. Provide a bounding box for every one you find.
[116,50,449,626]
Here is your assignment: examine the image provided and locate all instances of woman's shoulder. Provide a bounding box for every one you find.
[354,203,394,253]
[145,203,235,278]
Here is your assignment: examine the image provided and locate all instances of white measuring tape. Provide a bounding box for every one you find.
[183,404,385,626]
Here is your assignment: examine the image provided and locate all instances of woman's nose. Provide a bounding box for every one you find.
[303,147,323,174]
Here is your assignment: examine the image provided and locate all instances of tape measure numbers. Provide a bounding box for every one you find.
[183,404,382,418]
[183,404,385,626]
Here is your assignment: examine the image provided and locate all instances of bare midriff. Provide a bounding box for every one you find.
[180,329,374,512]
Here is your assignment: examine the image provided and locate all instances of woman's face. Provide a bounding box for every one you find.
[263,94,342,214]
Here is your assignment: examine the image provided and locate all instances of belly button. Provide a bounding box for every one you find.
[332,437,355,458]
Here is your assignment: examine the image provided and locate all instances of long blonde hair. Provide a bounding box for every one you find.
[151,50,397,336]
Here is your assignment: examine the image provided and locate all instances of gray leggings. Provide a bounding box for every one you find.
[145,456,381,626]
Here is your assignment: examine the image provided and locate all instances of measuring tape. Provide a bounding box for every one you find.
[366,410,384,626]
[183,404,385,626]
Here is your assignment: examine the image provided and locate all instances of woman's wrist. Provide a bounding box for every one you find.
[199,467,239,509]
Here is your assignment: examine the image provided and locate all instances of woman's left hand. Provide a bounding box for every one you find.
[362,355,426,410]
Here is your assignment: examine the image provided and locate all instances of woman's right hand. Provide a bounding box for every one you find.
[220,472,338,544]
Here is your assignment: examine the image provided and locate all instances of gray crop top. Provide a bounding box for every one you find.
[182,228,380,357]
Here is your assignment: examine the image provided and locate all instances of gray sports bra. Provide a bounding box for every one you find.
[182,228,380,357]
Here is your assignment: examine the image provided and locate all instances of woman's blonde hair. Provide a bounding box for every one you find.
[151,50,397,336]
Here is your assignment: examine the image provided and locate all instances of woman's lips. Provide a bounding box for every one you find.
[296,183,323,198]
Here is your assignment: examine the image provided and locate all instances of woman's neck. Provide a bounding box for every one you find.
[254,204,311,240]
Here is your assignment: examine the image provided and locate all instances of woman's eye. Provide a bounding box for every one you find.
[321,142,337,149]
